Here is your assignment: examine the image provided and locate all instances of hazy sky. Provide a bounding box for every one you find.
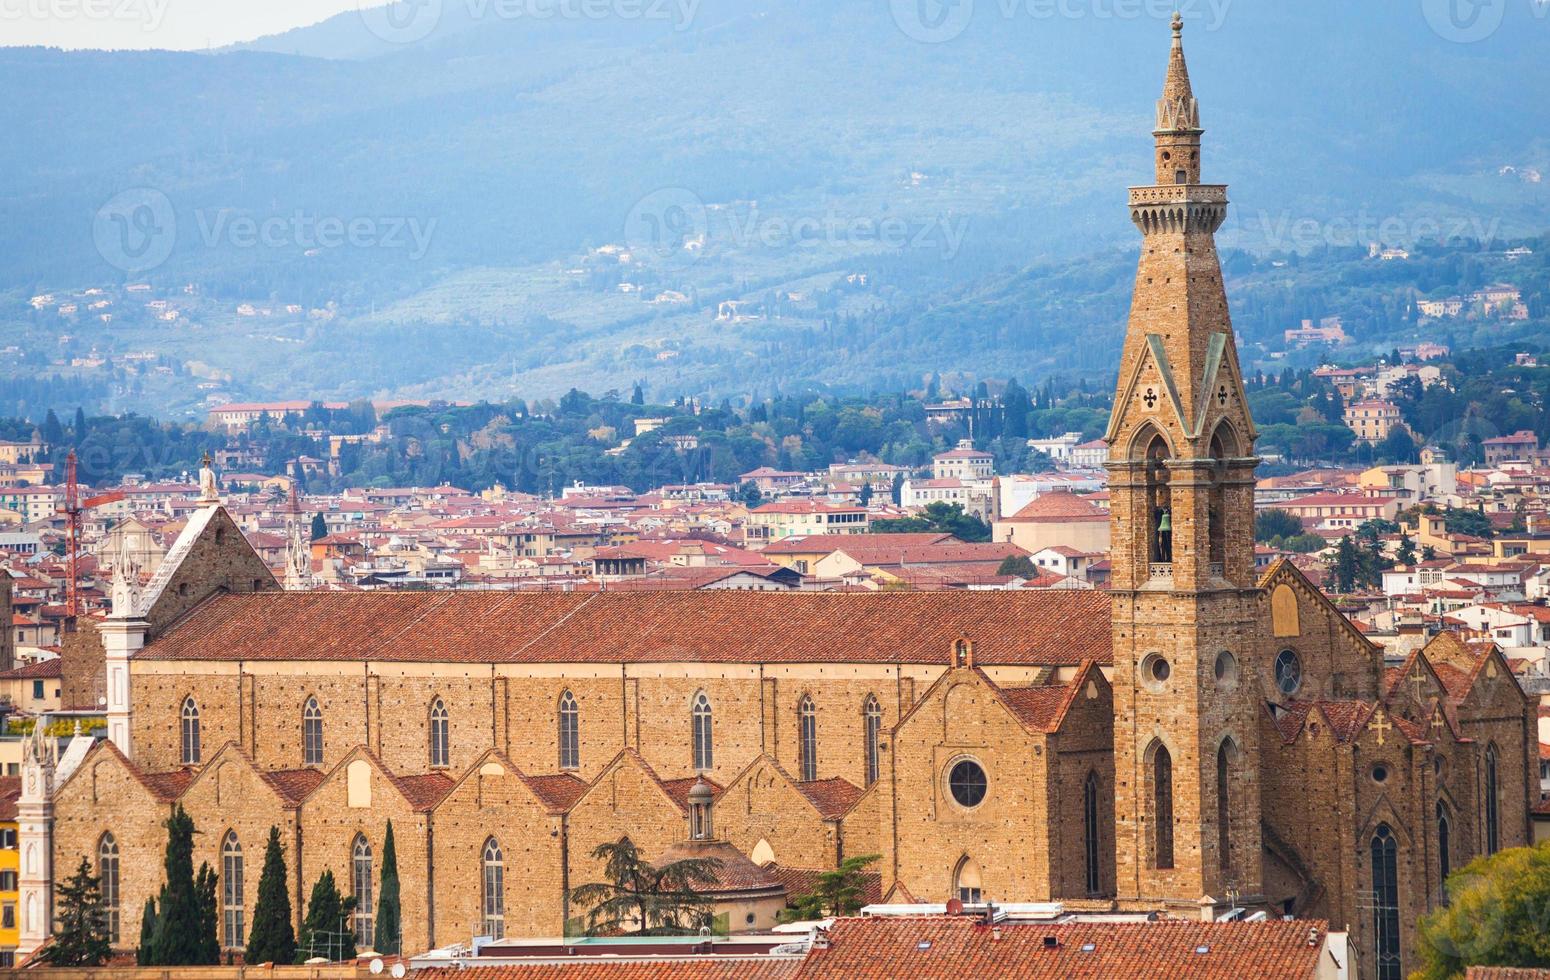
[1,0,371,50]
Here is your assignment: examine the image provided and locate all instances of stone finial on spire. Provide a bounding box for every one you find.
[1157,13,1200,135]
[109,532,142,619]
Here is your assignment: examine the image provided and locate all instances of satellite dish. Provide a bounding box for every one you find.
[370,960,384,975]
[391,963,406,978]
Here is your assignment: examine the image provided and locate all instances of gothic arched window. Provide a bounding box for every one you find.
[798,696,818,782]
[863,696,882,787]
[558,691,579,771]
[1142,432,1173,566]
[482,838,505,940]
[222,831,244,948]
[302,697,324,767]
[692,691,713,772]
[1371,824,1401,980]
[181,696,201,765]
[1217,739,1235,876]
[429,698,450,769]
[1436,801,1451,903]
[98,833,120,944]
[1151,742,1174,870]
[1485,744,1500,855]
[953,856,982,905]
[352,835,374,949]
[1083,771,1101,896]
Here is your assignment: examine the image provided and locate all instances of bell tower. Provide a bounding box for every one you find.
[1106,14,1263,912]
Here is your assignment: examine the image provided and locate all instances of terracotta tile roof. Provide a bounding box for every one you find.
[796,916,1327,979]
[659,776,722,812]
[1468,969,1550,980]
[998,683,1076,733]
[1005,491,1109,523]
[393,772,455,811]
[139,591,1113,666]
[141,768,196,802]
[763,534,951,554]
[654,840,785,895]
[0,775,20,822]
[762,864,882,906]
[793,778,866,820]
[0,658,62,679]
[262,768,326,805]
[523,773,589,814]
[413,964,800,980]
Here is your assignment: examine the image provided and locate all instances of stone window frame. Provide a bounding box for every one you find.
[351,834,374,950]
[1485,742,1500,855]
[558,691,580,771]
[691,691,713,772]
[797,695,818,782]
[1083,770,1102,897]
[1370,823,1401,980]
[1146,738,1175,871]
[97,832,120,944]
[302,696,325,767]
[862,695,882,788]
[429,697,451,769]
[180,696,202,765]
[943,755,988,811]
[221,830,244,949]
[1273,648,1303,698]
[482,837,505,940]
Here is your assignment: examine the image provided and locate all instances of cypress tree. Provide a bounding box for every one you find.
[298,870,356,963]
[150,805,202,965]
[196,862,221,964]
[246,827,296,965]
[310,513,328,541]
[136,897,157,966]
[376,822,401,955]
[41,856,111,966]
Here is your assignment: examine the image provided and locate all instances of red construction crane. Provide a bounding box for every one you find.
[58,450,125,619]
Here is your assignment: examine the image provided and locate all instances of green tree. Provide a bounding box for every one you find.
[1255,508,1304,542]
[778,854,879,923]
[42,856,112,966]
[246,827,297,965]
[569,837,723,936]
[1396,534,1417,566]
[149,805,204,966]
[890,472,904,506]
[1414,844,1550,979]
[737,481,762,507]
[375,822,401,955]
[297,870,356,963]
[997,554,1037,578]
[1333,535,1361,593]
[310,513,328,540]
[630,384,645,406]
[858,482,873,507]
[195,862,221,964]
[873,502,991,543]
[137,896,158,966]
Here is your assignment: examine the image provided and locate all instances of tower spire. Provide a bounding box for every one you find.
[1154,12,1202,184]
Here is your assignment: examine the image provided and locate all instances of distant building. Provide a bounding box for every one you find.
[1484,430,1540,467]
[1343,399,1405,444]
[1283,317,1347,347]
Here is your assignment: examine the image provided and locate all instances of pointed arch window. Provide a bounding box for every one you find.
[352,835,374,949]
[1217,739,1235,876]
[1436,801,1451,903]
[798,696,818,782]
[953,856,982,905]
[863,696,882,787]
[1083,771,1101,896]
[482,838,505,939]
[302,697,324,767]
[429,698,450,769]
[692,691,713,772]
[558,691,579,771]
[1371,824,1401,980]
[1485,744,1500,855]
[98,833,120,944]
[180,696,201,765]
[1152,742,1174,870]
[221,831,244,948]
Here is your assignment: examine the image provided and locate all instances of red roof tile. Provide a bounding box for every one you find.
[413,964,799,980]
[523,773,589,814]
[1005,491,1108,523]
[138,591,1113,666]
[762,864,882,907]
[794,778,866,820]
[262,768,326,805]
[796,916,1327,979]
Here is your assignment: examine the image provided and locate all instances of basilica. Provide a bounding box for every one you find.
[14,20,1533,980]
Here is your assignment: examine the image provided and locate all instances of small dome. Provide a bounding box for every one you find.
[688,777,715,803]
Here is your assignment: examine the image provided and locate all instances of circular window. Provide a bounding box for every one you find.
[1372,764,1389,784]
[1214,651,1238,689]
[1274,650,1302,697]
[947,759,988,809]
